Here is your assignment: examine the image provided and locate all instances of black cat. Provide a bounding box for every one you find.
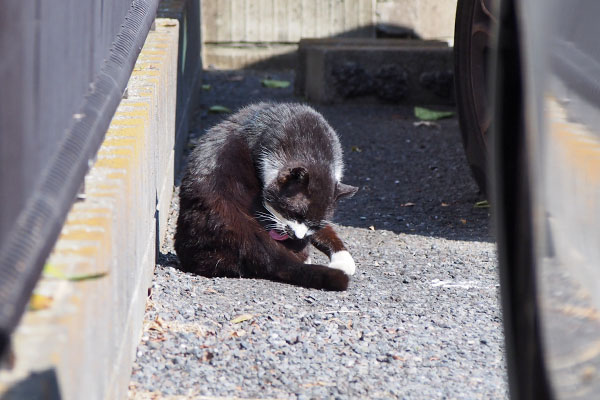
[175,102,358,291]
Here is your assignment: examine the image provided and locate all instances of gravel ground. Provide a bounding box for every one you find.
[128,70,508,399]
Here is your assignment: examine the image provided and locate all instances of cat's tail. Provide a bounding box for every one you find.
[270,262,349,291]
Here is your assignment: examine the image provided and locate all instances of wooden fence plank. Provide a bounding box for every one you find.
[202,0,219,42]
[231,0,246,42]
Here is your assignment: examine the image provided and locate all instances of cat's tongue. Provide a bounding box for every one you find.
[269,230,289,241]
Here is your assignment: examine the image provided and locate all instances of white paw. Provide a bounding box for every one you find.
[328,251,356,276]
[304,256,312,264]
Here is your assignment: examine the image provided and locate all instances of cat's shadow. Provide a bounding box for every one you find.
[157,250,179,267]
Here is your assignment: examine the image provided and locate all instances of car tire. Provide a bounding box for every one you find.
[490,0,553,398]
[454,0,495,195]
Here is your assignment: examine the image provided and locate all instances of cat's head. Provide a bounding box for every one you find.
[261,162,357,240]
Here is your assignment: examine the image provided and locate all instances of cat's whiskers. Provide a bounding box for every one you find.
[258,207,281,223]
[263,223,282,230]
[255,210,287,233]
[255,211,275,218]
[255,212,280,225]
[260,206,292,234]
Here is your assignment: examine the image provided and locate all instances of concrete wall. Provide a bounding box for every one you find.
[202,0,375,69]
[0,19,179,400]
[201,0,456,69]
[376,0,457,42]
[158,0,203,175]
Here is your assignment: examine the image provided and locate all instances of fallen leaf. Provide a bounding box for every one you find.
[29,294,53,311]
[261,79,290,88]
[400,202,415,207]
[147,316,165,333]
[303,381,335,388]
[474,200,490,208]
[413,121,441,129]
[460,218,467,224]
[145,298,155,312]
[201,84,211,90]
[414,107,454,121]
[369,226,376,231]
[351,146,362,152]
[68,272,108,282]
[43,263,108,281]
[134,64,158,71]
[158,21,178,27]
[43,263,66,279]
[231,329,246,338]
[231,314,253,324]
[208,105,232,113]
[201,351,214,362]
[441,202,450,207]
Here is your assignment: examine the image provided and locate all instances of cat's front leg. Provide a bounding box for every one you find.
[310,225,356,276]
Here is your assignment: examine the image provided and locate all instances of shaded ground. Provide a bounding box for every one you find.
[129,70,507,399]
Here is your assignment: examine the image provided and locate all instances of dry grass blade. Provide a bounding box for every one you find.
[230,314,253,324]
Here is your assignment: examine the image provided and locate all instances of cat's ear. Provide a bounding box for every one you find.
[279,166,309,185]
[335,182,358,200]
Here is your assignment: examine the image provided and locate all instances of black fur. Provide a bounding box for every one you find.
[175,103,357,291]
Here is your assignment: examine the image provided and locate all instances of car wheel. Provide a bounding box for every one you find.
[454,0,496,195]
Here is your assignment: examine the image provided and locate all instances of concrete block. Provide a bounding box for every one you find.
[158,0,203,177]
[296,38,454,105]
[295,37,446,97]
